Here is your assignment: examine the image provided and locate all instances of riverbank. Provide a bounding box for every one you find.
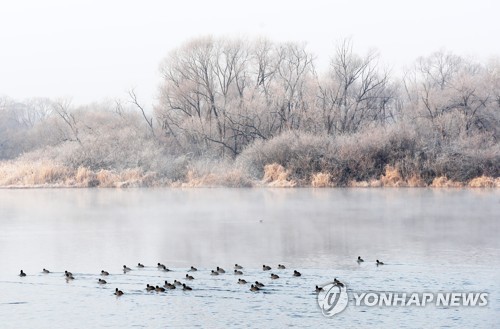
[1,161,498,188]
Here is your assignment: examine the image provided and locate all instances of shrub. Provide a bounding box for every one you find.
[262,163,296,187]
[311,172,332,187]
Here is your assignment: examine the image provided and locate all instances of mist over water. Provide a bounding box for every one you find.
[0,188,498,327]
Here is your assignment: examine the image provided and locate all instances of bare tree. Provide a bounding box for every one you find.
[156,37,260,156]
[403,51,495,140]
[128,89,155,138]
[52,99,81,144]
[155,37,320,157]
[272,42,316,132]
[318,39,392,135]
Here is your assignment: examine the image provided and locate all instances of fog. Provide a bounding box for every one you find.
[1,0,499,105]
[2,188,498,271]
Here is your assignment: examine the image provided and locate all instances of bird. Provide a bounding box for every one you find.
[293,270,301,277]
[101,270,109,276]
[146,284,155,291]
[263,265,271,271]
[174,280,182,286]
[211,270,219,276]
[19,270,26,277]
[65,272,75,280]
[185,274,194,280]
[64,270,73,277]
[357,256,364,263]
[182,283,192,291]
[158,263,170,271]
[43,268,50,274]
[238,279,247,284]
[234,264,243,270]
[376,259,384,266]
[114,288,124,296]
[271,273,279,279]
[278,264,286,269]
[155,286,166,292]
[217,266,225,274]
[334,278,344,288]
[98,279,107,284]
[234,270,243,275]
[123,265,131,272]
[137,263,145,268]
[189,266,198,272]
[250,284,260,292]
[255,281,265,288]
[164,281,176,289]
[315,285,323,293]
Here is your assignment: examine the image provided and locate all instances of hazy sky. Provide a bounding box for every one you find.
[1,0,499,107]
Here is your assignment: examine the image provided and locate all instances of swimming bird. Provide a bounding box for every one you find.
[19,270,26,277]
[43,268,50,274]
[211,270,219,276]
[123,265,131,272]
[250,284,260,292]
[238,279,247,284]
[334,278,344,288]
[146,284,155,291]
[189,266,198,272]
[376,260,384,266]
[293,270,301,277]
[217,266,225,274]
[278,264,286,269]
[263,265,271,271]
[174,280,182,286]
[158,263,169,271]
[114,288,124,296]
[98,279,107,284]
[164,281,176,289]
[234,264,243,270]
[65,272,75,280]
[357,256,364,263]
[182,283,192,291]
[137,263,145,268]
[271,273,279,279]
[155,286,166,292]
[64,270,73,277]
[101,270,109,276]
[255,281,265,288]
[234,270,243,275]
[315,285,323,293]
[186,274,194,280]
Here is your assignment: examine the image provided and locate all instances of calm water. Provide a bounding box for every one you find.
[0,188,498,328]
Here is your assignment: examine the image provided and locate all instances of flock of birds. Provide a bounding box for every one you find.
[17,256,385,296]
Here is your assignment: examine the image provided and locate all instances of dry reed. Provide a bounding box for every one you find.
[430,176,463,188]
[311,172,332,187]
[262,163,296,187]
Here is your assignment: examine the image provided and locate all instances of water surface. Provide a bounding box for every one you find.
[0,188,498,328]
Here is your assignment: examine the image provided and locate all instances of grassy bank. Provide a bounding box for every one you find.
[1,160,498,188]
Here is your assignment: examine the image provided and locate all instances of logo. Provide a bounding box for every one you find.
[315,285,488,317]
[317,282,348,317]
[352,292,488,307]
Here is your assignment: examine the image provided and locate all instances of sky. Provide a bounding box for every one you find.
[1,0,499,108]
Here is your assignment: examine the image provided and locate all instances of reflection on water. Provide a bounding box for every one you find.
[0,188,498,328]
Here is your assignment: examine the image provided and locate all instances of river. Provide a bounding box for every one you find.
[0,188,498,328]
